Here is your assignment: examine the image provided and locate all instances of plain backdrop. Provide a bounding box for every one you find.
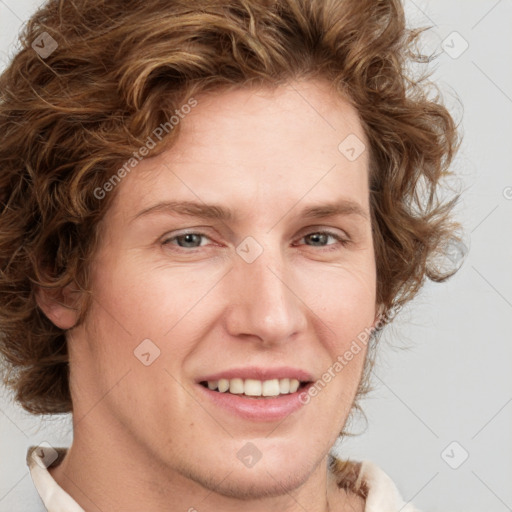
[1,1,511,511]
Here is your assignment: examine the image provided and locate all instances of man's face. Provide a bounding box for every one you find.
[67,80,377,497]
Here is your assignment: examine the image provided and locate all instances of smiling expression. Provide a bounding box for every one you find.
[65,78,378,499]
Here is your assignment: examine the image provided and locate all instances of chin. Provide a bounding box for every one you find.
[182,457,314,500]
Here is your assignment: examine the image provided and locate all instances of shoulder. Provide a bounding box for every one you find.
[329,454,422,512]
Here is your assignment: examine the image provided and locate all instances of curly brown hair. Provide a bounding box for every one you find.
[0,0,461,419]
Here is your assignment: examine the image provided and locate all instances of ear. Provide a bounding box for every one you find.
[35,282,83,330]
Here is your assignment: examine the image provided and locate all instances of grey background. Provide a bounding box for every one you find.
[1,1,511,511]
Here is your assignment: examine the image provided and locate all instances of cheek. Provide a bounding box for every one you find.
[85,255,224,385]
[304,261,377,337]
[90,253,199,337]
[306,271,375,401]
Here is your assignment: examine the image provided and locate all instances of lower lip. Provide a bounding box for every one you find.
[196,383,313,422]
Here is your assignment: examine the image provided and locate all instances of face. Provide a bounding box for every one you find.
[63,79,377,498]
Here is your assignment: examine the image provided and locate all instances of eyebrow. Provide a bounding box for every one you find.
[131,199,369,223]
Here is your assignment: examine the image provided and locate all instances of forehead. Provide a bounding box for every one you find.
[108,79,370,225]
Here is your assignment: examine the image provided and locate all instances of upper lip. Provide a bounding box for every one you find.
[197,366,314,383]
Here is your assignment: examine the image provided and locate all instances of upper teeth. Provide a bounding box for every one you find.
[206,378,301,396]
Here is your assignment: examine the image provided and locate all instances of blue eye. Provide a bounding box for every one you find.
[299,231,349,249]
[163,232,209,249]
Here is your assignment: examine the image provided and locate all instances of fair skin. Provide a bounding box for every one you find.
[38,79,378,512]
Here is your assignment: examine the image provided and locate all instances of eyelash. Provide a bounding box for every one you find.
[161,230,350,253]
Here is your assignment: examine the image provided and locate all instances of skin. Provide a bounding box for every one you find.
[38,78,378,512]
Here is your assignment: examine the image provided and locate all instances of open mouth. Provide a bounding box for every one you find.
[199,378,311,398]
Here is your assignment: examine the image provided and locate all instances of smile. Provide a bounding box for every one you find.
[200,377,307,397]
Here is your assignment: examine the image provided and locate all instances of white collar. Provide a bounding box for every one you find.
[27,446,85,512]
[356,460,420,512]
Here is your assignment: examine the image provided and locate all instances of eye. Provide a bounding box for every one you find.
[297,230,350,251]
[162,232,211,250]
[161,229,350,253]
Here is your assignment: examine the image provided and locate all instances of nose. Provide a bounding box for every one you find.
[222,242,308,346]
